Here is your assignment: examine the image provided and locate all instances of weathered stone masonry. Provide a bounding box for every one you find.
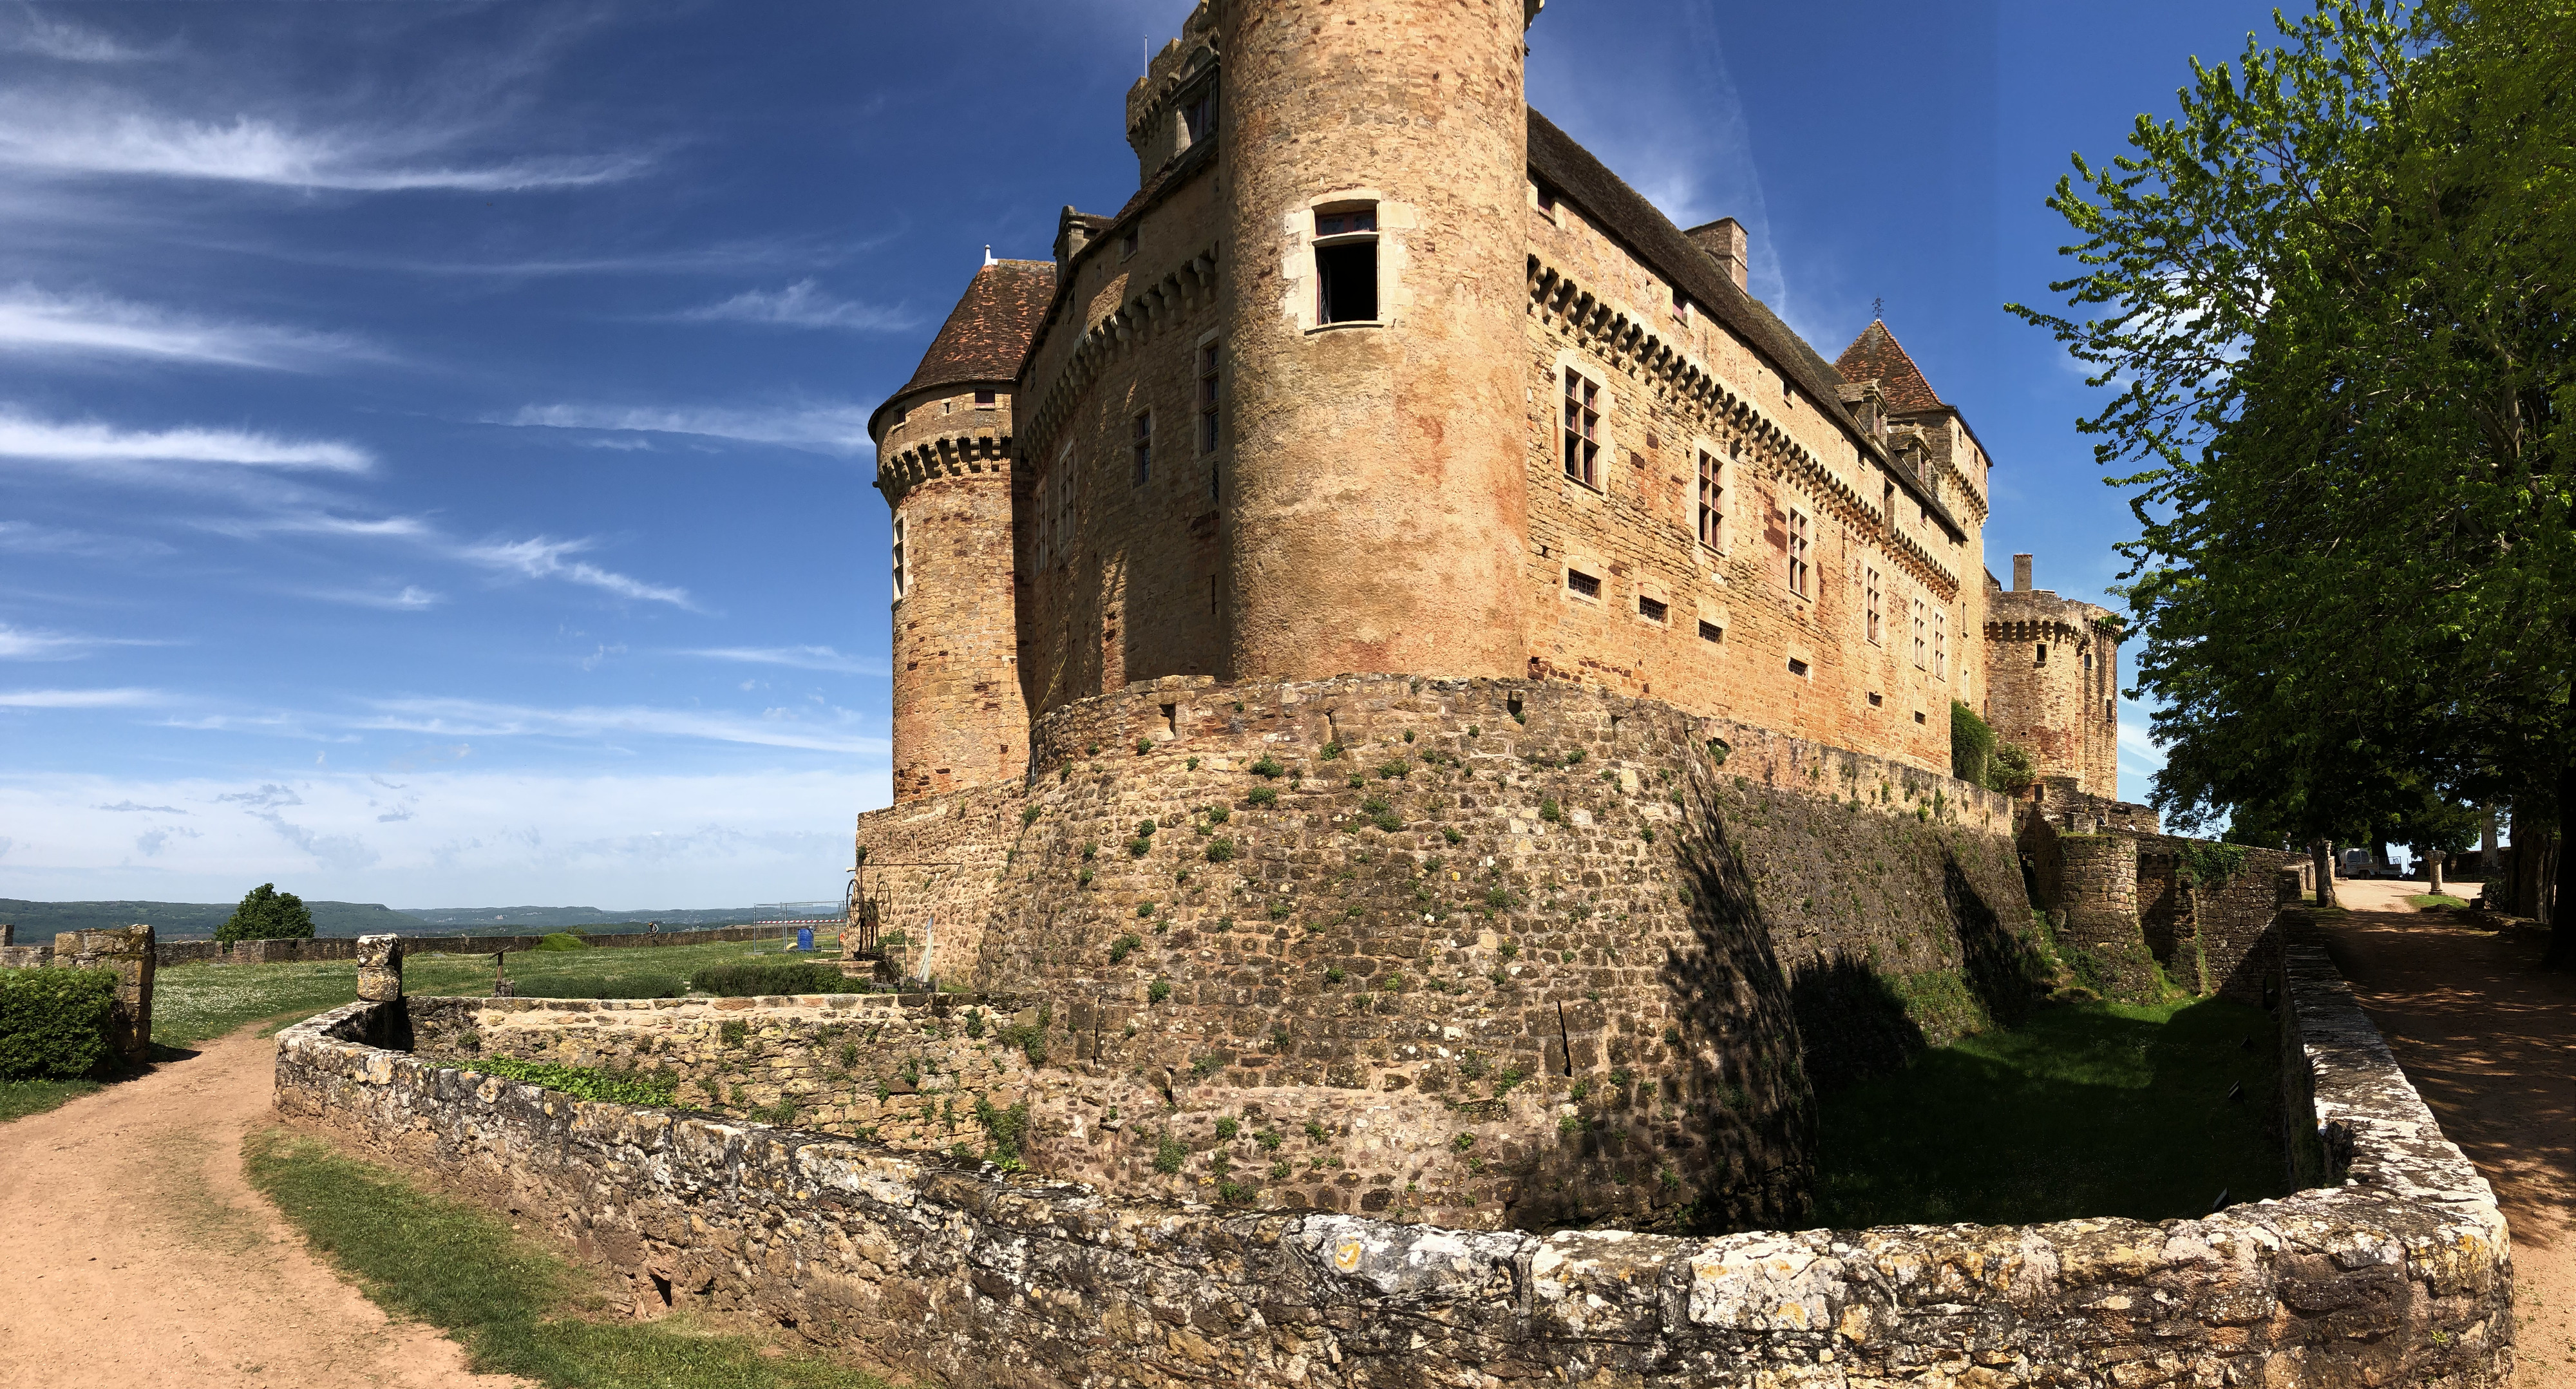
[273,940,2512,1388]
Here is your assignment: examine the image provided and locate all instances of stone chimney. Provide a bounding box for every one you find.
[2012,554,2034,592]
[1685,217,1749,290]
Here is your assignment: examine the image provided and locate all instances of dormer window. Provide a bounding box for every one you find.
[1181,83,1217,147]
[974,389,997,406]
[1314,205,1378,325]
[1121,227,1139,259]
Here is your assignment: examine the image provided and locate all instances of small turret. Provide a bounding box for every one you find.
[869,259,1054,802]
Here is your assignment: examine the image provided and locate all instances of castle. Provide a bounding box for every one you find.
[849,0,2133,1232]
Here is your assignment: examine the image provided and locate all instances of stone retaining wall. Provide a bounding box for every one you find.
[155,922,784,968]
[273,942,2512,1388]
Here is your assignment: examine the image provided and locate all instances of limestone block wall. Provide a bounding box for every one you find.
[270,940,2514,1389]
[2051,834,2163,1001]
[849,779,1023,985]
[153,922,785,969]
[859,674,2045,1232]
[44,925,153,1064]
[1984,585,2119,797]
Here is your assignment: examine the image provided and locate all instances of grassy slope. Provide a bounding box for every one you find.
[244,1128,888,1389]
[2407,893,2471,910]
[1814,997,2285,1229]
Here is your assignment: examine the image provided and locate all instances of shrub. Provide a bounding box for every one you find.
[1321,741,1343,761]
[1148,978,1173,1003]
[1539,798,1562,823]
[691,961,852,997]
[216,882,316,943]
[1246,786,1279,808]
[1108,934,1142,965]
[1215,1116,1240,1140]
[1153,1133,1188,1174]
[1021,804,1043,827]
[1205,837,1236,863]
[0,967,117,1080]
[1949,699,1997,786]
[1249,755,1285,779]
[1987,741,2036,793]
[535,932,587,952]
[459,1056,678,1107]
[976,1096,1032,1167]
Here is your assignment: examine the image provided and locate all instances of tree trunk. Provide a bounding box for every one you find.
[2429,851,2445,896]
[2547,762,2576,969]
[2311,839,2338,910]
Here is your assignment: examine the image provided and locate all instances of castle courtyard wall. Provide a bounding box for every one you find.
[272,938,2514,1388]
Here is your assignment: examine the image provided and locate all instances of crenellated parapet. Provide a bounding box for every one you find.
[872,428,1014,509]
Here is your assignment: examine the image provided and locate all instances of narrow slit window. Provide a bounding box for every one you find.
[1864,567,1882,644]
[1788,656,1810,678]
[1563,369,1599,487]
[1132,411,1151,487]
[1785,508,1811,598]
[1911,596,1927,670]
[2106,698,2116,723]
[1566,569,1600,600]
[1314,207,1378,325]
[1698,619,1722,643]
[890,513,907,599]
[1638,594,1667,623]
[1696,448,1724,549]
[1934,610,1948,679]
[1197,342,1220,455]
[2036,643,2049,666]
[1868,692,1884,706]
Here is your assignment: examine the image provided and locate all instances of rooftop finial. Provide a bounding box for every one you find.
[983,245,994,267]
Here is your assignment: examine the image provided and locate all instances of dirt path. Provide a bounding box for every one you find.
[2315,889,2576,1388]
[0,1025,522,1389]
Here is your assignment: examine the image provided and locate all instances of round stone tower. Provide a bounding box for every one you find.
[1215,0,1532,681]
[869,259,1054,803]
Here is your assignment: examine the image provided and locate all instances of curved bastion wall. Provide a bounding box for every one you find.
[272,943,2513,1388]
[851,674,2052,1232]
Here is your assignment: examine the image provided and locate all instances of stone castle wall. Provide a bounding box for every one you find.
[857,674,2045,1231]
[271,939,2514,1389]
[150,921,784,969]
[850,780,1023,985]
[1985,583,2119,798]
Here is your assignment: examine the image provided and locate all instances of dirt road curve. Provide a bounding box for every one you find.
[2322,881,2576,1388]
[0,1025,520,1389]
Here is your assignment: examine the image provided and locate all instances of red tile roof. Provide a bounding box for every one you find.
[1833,320,1944,415]
[900,259,1056,397]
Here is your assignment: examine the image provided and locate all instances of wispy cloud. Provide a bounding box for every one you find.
[682,645,885,676]
[0,285,378,369]
[95,800,184,813]
[304,584,441,611]
[0,520,175,559]
[0,621,156,659]
[459,536,695,609]
[2116,719,2167,770]
[676,280,916,332]
[0,686,161,708]
[0,410,370,469]
[0,102,647,191]
[504,401,876,455]
[0,12,158,64]
[200,511,430,539]
[358,695,883,755]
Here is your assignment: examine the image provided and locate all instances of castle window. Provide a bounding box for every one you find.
[1864,567,1882,644]
[1868,692,1883,707]
[1671,283,1689,321]
[1562,368,1600,487]
[1197,342,1220,455]
[974,389,997,406]
[1536,184,1558,216]
[1314,205,1378,325]
[890,514,907,600]
[2106,697,2116,723]
[2036,643,2049,666]
[1696,448,1725,549]
[1638,594,1667,623]
[1039,443,1077,569]
[1699,619,1723,643]
[1181,82,1216,147]
[1935,610,1949,679]
[1915,710,1927,724]
[1911,596,1927,669]
[1788,656,1810,678]
[1132,411,1152,486]
[1121,227,1139,260]
[1566,569,1600,600]
[1785,507,1811,598]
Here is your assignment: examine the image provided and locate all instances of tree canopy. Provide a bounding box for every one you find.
[216,883,317,943]
[2011,0,2573,955]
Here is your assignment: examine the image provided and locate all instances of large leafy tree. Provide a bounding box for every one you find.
[2011,0,2575,958]
[217,883,317,943]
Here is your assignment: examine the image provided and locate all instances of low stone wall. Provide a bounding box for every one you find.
[273,943,2513,1388]
[155,922,784,967]
[1,925,155,1063]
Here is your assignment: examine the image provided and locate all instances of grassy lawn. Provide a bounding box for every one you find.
[2407,893,2470,910]
[1814,997,2285,1229]
[245,1128,889,1389]
[0,1077,100,1122]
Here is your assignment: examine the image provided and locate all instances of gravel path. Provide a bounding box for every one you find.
[0,1025,521,1389]
[2320,882,2576,1387]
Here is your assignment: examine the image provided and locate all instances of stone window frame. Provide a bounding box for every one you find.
[891,511,908,602]
[1195,330,1222,503]
[1634,583,1671,627]
[1863,565,1882,645]
[1562,548,1607,606]
[1312,202,1381,328]
[1783,502,1812,600]
[1132,409,1153,487]
[1692,435,1731,554]
[1553,350,1613,497]
[1696,601,1727,646]
[1037,440,1078,571]
[1933,608,1949,681]
[1178,76,1217,153]
[1531,180,1564,227]
[1911,593,1927,670]
[1289,191,1410,335]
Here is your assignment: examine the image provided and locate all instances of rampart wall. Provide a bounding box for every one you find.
[151,923,785,969]
[271,939,2514,1389]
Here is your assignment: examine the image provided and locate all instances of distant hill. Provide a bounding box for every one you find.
[0,898,421,941]
[0,899,772,941]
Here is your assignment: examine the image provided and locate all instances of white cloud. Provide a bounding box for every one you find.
[1,13,157,63]
[0,621,158,660]
[2116,719,2167,770]
[505,401,877,455]
[0,285,378,368]
[304,584,440,610]
[202,511,431,540]
[677,280,916,332]
[357,695,884,755]
[0,410,370,469]
[0,520,174,559]
[0,686,161,708]
[682,645,886,677]
[0,103,647,191]
[459,536,696,609]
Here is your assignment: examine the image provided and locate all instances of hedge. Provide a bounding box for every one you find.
[691,961,857,997]
[0,967,118,1081]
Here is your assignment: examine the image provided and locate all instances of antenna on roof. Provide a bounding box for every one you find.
[983,244,995,267]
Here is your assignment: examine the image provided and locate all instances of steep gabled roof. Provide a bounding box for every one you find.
[871,259,1057,439]
[1834,319,1943,415]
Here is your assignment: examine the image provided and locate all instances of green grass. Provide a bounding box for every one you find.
[243,1127,890,1389]
[1814,997,2284,1229]
[0,1077,100,1121]
[2407,893,2470,910]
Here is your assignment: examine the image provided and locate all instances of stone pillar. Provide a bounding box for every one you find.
[357,934,404,1002]
[52,925,155,1065]
[2056,836,2160,1002]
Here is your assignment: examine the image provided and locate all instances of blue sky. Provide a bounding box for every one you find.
[0,0,2280,909]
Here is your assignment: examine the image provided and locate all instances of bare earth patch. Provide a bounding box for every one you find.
[2317,886,2576,1388]
[0,1024,522,1389]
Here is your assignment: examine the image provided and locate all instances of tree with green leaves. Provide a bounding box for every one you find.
[216,883,317,943]
[2011,0,2574,959]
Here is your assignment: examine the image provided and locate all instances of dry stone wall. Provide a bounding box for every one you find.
[153,921,785,969]
[271,937,2513,1389]
[858,674,2046,1232]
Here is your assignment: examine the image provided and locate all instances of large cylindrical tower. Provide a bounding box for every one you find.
[1216,0,1531,681]
[870,260,1053,802]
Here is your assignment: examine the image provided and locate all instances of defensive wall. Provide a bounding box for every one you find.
[142,923,785,969]
[272,938,2513,1388]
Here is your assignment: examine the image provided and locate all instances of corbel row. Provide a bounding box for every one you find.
[875,431,1015,502]
[1026,247,1222,444]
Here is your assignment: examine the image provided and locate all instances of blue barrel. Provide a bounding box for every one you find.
[795,928,814,952]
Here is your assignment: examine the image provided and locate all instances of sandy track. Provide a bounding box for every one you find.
[2316,889,2576,1387]
[0,1025,521,1389]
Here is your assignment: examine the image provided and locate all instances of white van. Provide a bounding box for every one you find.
[2336,847,2399,880]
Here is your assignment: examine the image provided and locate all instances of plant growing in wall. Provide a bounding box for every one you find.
[1250,755,1285,779]
[1205,837,1235,862]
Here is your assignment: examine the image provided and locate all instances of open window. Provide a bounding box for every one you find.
[890,513,907,600]
[1562,367,1601,488]
[1314,205,1378,325]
